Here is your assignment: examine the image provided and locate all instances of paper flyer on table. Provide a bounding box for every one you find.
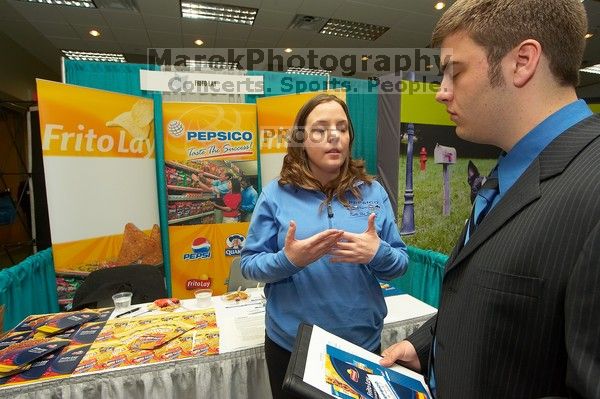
[304,325,431,399]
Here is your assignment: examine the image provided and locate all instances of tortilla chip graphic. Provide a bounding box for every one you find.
[139,224,163,265]
[116,223,152,265]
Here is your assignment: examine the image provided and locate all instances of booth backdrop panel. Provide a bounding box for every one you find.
[246,71,378,175]
[391,245,447,308]
[0,248,58,330]
[64,60,172,294]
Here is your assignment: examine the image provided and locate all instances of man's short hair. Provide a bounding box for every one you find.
[432,0,587,87]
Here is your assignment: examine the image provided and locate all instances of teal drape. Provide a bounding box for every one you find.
[0,249,58,330]
[390,246,448,308]
[245,71,378,174]
[64,60,171,295]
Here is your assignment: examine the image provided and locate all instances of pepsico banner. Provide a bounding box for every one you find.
[36,79,162,275]
[162,102,258,297]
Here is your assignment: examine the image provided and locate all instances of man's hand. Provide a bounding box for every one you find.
[380,340,421,372]
[283,220,344,267]
[329,213,380,264]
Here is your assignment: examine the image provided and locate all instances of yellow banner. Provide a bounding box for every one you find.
[169,223,249,297]
[163,102,257,161]
[36,80,161,274]
[257,90,346,154]
[37,79,155,159]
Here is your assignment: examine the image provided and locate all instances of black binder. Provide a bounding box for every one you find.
[282,323,333,398]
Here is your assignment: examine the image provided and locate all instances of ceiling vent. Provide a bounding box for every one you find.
[289,14,327,31]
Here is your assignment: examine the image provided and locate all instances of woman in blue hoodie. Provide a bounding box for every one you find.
[241,93,409,398]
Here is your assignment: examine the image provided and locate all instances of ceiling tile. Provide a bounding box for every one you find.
[9,1,68,23]
[33,21,79,39]
[249,27,284,42]
[60,7,107,26]
[260,0,303,12]
[214,36,247,48]
[182,19,218,36]
[120,43,149,55]
[216,22,252,39]
[100,10,145,29]
[253,10,295,29]
[71,24,116,41]
[296,0,342,18]
[334,2,402,27]
[245,39,275,48]
[111,27,149,45]
[0,1,26,21]
[83,39,123,52]
[277,30,317,47]
[143,15,182,32]
[48,36,91,51]
[136,0,181,17]
[148,30,183,47]
[393,11,437,35]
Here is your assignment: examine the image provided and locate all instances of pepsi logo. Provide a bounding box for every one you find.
[183,237,211,260]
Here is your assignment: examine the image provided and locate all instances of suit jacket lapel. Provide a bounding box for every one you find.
[446,160,541,274]
[445,114,600,275]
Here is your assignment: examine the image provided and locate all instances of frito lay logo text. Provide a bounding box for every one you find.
[183,237,211,260]
[225,234,245,256]
[186,277,211,290]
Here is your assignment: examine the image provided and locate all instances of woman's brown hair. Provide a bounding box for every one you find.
[279,93,373,208]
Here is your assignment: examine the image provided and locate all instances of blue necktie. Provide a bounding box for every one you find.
[465,172,499,243]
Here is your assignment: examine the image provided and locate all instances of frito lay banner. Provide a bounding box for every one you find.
[37,80,162,274]
[162,102,258,297]
[256,89,346,186]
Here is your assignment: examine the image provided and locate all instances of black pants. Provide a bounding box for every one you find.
[264,334,381,399]
[264,334,302,399]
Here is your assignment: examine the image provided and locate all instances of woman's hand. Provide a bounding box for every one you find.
[329,213,380,264]
[283,220,344,267]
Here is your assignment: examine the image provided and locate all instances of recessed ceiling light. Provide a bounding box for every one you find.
[194,39,204,46]
[584,33,593,39]
[580,64,600,75]
[361,55,369,61]
[89,29,100,37]
[284,48,293,53]
[62,50,126,62]
[434,2,445,10]
[287,67,329,76]
[181,1,258,25]
[17,0,96,7]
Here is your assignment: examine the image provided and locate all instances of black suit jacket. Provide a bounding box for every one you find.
[407,114,600,398]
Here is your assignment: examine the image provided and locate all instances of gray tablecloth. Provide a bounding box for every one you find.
[0,314,434,399]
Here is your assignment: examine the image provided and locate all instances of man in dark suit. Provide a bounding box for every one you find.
[380,0,599,398]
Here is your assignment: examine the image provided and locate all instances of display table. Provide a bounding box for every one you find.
[0,294,436,399]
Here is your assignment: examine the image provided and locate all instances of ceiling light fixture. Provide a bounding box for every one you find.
[434,2,445,10]
[89,29,100,37]
[284,48,293,53]
[580,64,600,75]
[584,33,593,39]
[361,55,369,61]
[62,50,126,62]
[181,1,258,25]
[186,60,240,69]
[287,67,329,76]
[194,39,204,46]
[17,0,96,8]
[320,18,389,41]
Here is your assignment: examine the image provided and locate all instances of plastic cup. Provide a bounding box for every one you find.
[194,289,213,308]
[112,292,132,311]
